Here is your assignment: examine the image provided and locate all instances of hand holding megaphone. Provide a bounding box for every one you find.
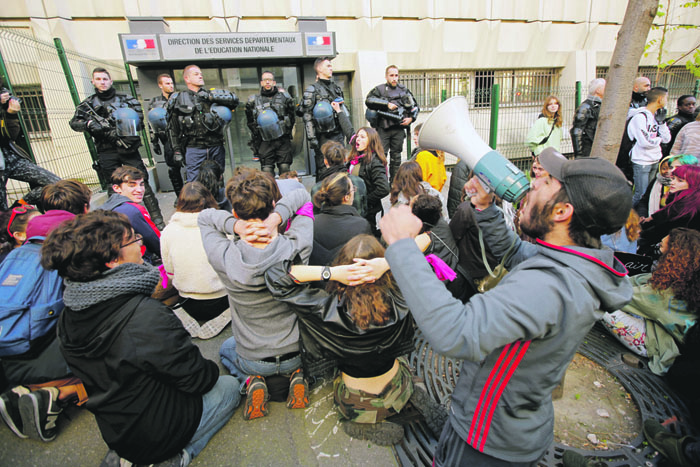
[418,96,529,203]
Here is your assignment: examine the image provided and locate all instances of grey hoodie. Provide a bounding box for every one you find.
[385,204,632,462]
[198,188,312,361]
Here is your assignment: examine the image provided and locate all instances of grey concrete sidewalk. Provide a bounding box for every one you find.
[0,191,398,466]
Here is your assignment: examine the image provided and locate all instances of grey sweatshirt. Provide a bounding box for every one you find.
[385,204,632,462]
[198,188,313,360]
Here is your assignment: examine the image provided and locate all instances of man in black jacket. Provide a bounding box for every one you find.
[41,210,239,466]
[662,94,697,157]
[366,65,419,182]
[570,78,606,158]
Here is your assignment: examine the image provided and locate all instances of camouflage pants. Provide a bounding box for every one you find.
[0,149,60,210]
[333,357,414,424]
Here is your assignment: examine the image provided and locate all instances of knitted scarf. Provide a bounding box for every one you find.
[63,262,160,311]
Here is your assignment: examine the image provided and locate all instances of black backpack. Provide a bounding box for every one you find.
[615,112,649,182]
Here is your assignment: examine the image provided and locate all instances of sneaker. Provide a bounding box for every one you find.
[99,449,134,467]
[286,368,309,409]
[243,376,269,420]
[0,386,30,439]
[408,386,448,437]
[643,419,695,467]
[151,449,190,467]
[341,420,404,446]
[19,387,61,442]
[198,308,231,340]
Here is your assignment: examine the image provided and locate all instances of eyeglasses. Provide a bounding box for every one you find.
[120,233,143,248]
[7,206,35,238]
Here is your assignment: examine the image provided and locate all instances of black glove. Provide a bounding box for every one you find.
[173,151,184,167]
[87,119,104,134]
[655,108,668,125]
[152,143,162,156]
[309,138,319,151]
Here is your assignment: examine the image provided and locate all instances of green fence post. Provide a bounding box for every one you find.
[694,79,700,99]
[489,83,500,150]
[441,89,447,103]
[124,62,154,166]
[575,81,582,110]
[53,37,108,189]
[0,48,37,163]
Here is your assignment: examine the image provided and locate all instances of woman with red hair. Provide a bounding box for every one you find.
[638,164,700,256]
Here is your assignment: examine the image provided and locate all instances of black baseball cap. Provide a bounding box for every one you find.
[539,147,632,236]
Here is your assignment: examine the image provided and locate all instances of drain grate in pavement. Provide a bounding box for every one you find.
[394,322,698,466]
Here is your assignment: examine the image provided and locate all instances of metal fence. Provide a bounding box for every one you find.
[0,26,135,204]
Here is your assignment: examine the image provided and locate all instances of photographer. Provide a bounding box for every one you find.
[0,84,59,210]
[365,66,419,182]
[69,68,164,228]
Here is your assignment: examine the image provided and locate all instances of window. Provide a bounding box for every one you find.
[12,86,50,138]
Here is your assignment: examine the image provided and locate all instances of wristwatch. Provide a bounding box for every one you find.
[321,266,331,282]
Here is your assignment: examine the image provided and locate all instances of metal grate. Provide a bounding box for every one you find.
[395,322,698,466]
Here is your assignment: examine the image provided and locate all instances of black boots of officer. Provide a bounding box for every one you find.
[142,183,166,230]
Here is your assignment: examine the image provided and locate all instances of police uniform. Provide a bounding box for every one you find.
[365,83,419,181]
[299,78,354,177]
[70,87,164,227]
[570,96,602,158]
[166,88,238,182]
[244,86,295,176]
[0,86,60,210]
[148,94,184,197]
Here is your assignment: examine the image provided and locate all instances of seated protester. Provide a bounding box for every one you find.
[100,166,161,263]
[601,228,700,375]
[161,182,231,340]
[41,210,239,465]
[638,164,700,257]
[415,147,447,192]
[198,168,313,420]
[0,206,40,263]
[278,170,300,182]
[446,160,469,219]
[601,209,642,254]
[0,180,92,442]
[311,141,368,217]
[310,172,371,267]
[411,193,474,302]
[384,161,448,220]
[265,234,446,446]
[636,154,698,218]
[196,159,231,213]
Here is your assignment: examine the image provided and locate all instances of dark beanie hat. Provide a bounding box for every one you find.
[539,148,632,236]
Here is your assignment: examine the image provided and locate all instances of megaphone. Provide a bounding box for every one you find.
[418,96,529,203]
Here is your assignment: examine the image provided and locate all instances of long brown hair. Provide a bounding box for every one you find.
[541,95,562,128]
[390,161,425,205]
[649,228,700,313]
[347,127,387,167]
[312,172,352,209]
[326,234,399,330]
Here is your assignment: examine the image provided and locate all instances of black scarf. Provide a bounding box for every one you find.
[96,87,117,101]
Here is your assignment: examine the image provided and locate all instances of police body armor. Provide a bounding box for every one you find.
[79,92,143,154]
[167,88,238,150]
[301,79,344,147]
[365,83,419,129]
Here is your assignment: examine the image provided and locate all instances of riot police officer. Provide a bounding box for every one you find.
[244,71,296,176]
[365,65,419,182]
[299,57,354,178]
[166,64,238,182]
[147,73,184,198]
[70,67,164,228]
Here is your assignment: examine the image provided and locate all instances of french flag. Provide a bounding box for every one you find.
[126,39,156,50]
[307,35,331,46]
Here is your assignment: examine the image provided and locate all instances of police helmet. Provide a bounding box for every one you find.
[113,107,140,137]
[365,108,378,128]
[211,104,232,124]
[257,109,284,141]
[147,107,168,132]
[313,101,336,133]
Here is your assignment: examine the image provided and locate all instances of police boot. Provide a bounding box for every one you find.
[168,167,184,200]
[278,163,291,177]
[261,165,275,176]
[142,183,166,230]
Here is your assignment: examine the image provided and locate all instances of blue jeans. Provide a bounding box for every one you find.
[184,375,240,461]
[632,162,656,207]
[219,335,301,381]
[185,145,225,182]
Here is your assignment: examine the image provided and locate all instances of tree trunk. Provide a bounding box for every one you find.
[591,0,659,163]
